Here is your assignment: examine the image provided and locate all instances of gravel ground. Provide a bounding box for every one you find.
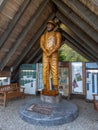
[0,96,98,130]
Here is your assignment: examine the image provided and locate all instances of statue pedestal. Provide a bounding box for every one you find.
[41,89,58,96]
[40,94,62,103]
[19,97,79,126]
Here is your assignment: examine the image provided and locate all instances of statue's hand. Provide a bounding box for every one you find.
[45,50,51,57]
[47,53,50,57]
[47,50,54,57]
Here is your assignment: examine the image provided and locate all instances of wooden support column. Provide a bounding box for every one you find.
[12,13,55,70]
[0,0,49,71]
[52,0,98,42]
[0,0,31,48]
[56,12,98,53]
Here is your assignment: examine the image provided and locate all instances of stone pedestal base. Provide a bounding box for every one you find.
[41,89,58,96]
[40,94,62,103]
[19,98,79,126]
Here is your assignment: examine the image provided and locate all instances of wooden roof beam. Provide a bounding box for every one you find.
[79,0,98,16]
[62,31,97,61]
[61,26,98,60]
[62,0,98,31]
[0,0,31,48]
[52,0,98,42]
[0,0,7,12]
[12,13,55,70]
[0,0,49,71]
[65,40,93,61]
[12,49,42,82]
[26,48,41,63]
[56,12,98,53]
[33,53,42,63]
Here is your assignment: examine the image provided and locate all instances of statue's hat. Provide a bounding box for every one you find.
[47,20,55,26]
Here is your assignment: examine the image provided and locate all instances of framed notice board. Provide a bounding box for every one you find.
[86,62,98,100]
[20,64,37,95]
[58,62,69,97]
[70,62,86,95]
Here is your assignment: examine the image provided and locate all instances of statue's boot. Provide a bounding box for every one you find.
[53,85,58,95]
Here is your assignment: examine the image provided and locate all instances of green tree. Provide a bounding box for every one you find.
[58,44,88,62]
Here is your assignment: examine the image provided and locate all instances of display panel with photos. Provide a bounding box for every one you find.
[86,62,98,69]
[20,64,37,95]
[37,63,44,91]
[0,77,10,86]
[58,67,69,96]
[86,70,98,100]
[86,62,98,100]
[72,62,83,94]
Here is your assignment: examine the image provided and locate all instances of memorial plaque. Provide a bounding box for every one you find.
[27,103,52,115]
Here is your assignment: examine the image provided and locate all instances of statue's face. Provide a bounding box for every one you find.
[47,23,55,32]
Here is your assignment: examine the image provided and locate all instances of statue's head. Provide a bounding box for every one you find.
[47,20,55,32]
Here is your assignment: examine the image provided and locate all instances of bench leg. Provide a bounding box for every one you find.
[4,93,7,107]
[21,93,25,98]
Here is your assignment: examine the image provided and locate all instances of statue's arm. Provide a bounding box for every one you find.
[40,35,48,55]
[49,32,62,56]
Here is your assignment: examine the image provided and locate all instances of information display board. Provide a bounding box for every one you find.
[37,63,44,91]
[20,64,37,95]
[58,67,69,96]
[0,77,10,86]
[86,71,98,100]
[71,62,83,94]
[86,62,98,100]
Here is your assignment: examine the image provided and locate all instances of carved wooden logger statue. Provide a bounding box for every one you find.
[40,20,62,96]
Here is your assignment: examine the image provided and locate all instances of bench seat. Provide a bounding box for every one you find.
[0,83,25,107]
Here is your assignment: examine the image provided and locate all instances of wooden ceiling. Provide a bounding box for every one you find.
[0,0,98,81]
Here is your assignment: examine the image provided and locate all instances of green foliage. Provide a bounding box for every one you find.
[58,44,88,62]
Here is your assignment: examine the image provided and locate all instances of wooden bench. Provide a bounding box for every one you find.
[0,83,25,107]
[93,94,98,111]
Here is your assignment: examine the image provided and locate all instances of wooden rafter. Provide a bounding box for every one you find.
[0,0,7,12]
[62,31,97,61]
[26,48,41,63]
[0,0,31,48]
[0,0,49,71]
[61,26,98,60]
[13,13,55,70]
[62,0,98,32]
[56,12,98,53]
[65,40,93,61]
[33,53,42,63]
[52,0,98,42]
[13,49,42,83]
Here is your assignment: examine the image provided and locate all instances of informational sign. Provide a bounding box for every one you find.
[20,64,37,95]
[37,63,44,91]
[58,67,69,96]
[72,62,83,94]
[86,70,98,100]
[0,77,10,86]
[27,103,52,115]
[86,62,98,69]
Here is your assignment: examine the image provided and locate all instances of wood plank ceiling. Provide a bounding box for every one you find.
[0,0,98,81]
